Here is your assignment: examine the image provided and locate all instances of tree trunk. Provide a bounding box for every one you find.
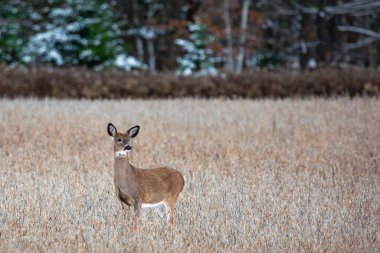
[133,0,144,62]
[366,15,377,68]
[136,37,144,62]
[223,0,234,71]
[299,12,310,69]
[147,38,156,72]
[316,0,325,63]
[236,0,250,74]
[146,3,158,72]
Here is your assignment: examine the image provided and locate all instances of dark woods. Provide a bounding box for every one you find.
[0,0,379,98]
[1,0,379,72]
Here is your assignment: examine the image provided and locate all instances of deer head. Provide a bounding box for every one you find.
[107,123,140,158]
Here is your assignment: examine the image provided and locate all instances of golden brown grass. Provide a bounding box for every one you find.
[0,98,379,252]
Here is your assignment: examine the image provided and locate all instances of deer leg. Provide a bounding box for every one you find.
[121,201,131,211]
[164,199,176,224]
[164,202,171,223]
[167,193,181,224]
[119,190,134,210]
[133,199,141,218]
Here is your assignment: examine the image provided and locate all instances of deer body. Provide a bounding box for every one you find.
[108,123,185,223]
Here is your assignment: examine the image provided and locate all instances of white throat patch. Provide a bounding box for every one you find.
[115,150,127,157]
[115,149,132,158]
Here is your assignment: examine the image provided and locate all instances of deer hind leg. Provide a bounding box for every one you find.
[163,201,172,223]
[170,192,182,224]
[165,196,179,224]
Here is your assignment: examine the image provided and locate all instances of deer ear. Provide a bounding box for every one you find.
[107,123,117,137]
[127,125,140,138]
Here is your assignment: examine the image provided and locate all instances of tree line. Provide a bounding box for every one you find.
[0,0,379,74]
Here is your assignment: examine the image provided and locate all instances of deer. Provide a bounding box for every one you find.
[107,123,185,224]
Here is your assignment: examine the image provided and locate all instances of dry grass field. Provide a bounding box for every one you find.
[0,98,379,252]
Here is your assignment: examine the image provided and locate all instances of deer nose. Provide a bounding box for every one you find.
[124,145,132,151]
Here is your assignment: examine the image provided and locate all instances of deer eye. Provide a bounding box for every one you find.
[117,138,122,142]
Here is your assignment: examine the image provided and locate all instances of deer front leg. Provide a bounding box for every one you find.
[118,189,135,211]
[125,198,140,227]
[121,201,131,211]
[133,198,141,217]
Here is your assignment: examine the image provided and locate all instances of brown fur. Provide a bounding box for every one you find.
[109,124,185,223]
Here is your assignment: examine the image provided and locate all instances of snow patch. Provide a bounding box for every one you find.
[115,54,147,71]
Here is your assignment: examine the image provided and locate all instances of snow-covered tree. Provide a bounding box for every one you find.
[175,22,218,76]
[22,0,144,70]
[0,2,29,64]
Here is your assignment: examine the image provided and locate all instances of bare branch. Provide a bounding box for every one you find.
[285,40,320,54]
[293,3,319,14]
[275,8,297,16]
[338,26,380,39]
[273,1,380,16]
[325,1,380,15]
[343,37,377,51]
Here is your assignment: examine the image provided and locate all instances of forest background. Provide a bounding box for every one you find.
[0,0,379,98]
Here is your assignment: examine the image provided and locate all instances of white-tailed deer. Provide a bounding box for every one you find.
[107,123,185,223]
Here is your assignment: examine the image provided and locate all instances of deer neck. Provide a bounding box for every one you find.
[114,156,137,186]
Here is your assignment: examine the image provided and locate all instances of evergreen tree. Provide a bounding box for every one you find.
[22,0,144,70]
[175,22,218,76]
[0,1,29,64]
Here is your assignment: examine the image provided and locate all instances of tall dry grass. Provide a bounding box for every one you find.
[0,98,379,252]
